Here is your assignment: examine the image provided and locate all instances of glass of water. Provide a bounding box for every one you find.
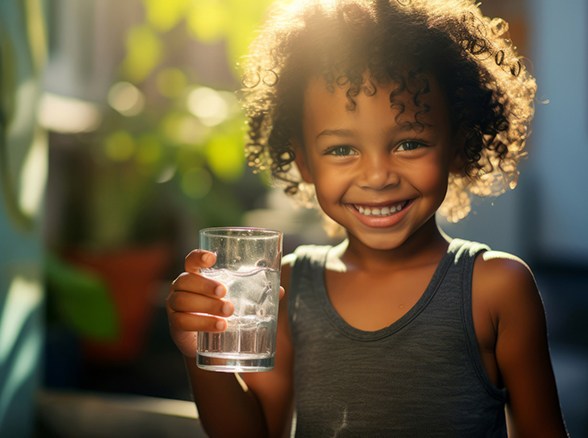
[196,227,282,372]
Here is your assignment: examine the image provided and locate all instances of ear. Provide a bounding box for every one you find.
[292,138,314,183]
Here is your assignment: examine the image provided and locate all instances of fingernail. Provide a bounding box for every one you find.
[214,285,226,297]
[222,301,233,316]
[215,319,226,331]
[202,252,213,264]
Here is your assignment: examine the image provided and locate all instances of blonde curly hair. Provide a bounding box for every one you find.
[240,0,537,224]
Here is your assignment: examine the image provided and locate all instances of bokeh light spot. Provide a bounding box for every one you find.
[136,134,162,165]
[156,68,187,98]
[144,0,190,31]
[162,112,210,146]
[205,134,244,181]
[186,1,227,42]
[108,81,145,116]
[187,87,230,127]
[104,130,136,162]
[181,167,213,199]
[122,25,162,83]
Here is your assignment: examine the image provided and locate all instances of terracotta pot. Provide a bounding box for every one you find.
[66,244,171,364]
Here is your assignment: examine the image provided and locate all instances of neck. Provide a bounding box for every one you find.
[337,218,449,273]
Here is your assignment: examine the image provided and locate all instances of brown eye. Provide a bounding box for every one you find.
[397,140,425,152]
[325,145,356,156]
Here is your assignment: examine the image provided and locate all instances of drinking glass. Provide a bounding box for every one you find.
[196,227,282,372]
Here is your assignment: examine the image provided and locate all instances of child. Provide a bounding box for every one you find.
[167,0,568,436]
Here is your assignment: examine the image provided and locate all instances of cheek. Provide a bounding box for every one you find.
[312,167,349,204]
[418,157,451,193]
[314,172,339,198]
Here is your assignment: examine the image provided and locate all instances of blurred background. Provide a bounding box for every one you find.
[0,0,586,436]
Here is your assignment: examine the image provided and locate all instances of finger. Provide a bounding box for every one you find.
[279,286,286,300]
[185,249,217,273]
[171,272,226,298]
[168,290,234,317]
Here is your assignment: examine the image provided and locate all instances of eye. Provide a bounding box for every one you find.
[396,140,426,152]
[324,145,357,156]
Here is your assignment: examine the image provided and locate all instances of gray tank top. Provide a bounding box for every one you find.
[288,239,507,437]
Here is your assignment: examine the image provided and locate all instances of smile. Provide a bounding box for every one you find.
[353,201,410,217]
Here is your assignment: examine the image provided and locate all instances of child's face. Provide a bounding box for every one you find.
[294,74,458,251]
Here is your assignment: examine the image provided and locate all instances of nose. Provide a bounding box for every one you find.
[358,153,400,190]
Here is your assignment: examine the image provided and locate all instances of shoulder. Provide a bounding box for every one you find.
[449,237,538,299]
[472,253,567,436]
[472,249,544,323]
[475,250,536,290]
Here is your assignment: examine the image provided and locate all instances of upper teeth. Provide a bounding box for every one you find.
[357,203,404,216]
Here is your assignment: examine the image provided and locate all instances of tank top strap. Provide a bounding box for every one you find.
[288,244,331,314]
[288,239,508,435]
[292,244,331,268]
[447,238,490,265]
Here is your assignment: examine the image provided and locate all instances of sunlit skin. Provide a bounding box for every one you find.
[287,75,460,333]
[294,75,457,258]
[167,75,568,438]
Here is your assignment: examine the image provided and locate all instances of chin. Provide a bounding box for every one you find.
[352,232,410,252]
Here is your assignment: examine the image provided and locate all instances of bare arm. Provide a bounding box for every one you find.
[475,252,568,438]
[182,359,268,437]
[239,278,294,438]
[167,250,294,437]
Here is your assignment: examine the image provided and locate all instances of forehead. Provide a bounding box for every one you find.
[301,73,452,131]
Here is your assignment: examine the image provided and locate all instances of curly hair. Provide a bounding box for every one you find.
[240,0,537,223]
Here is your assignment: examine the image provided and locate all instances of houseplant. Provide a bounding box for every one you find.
[48,0,273,364]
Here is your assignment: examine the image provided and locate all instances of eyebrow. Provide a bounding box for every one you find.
[316,129,354,139]
[316,123,433,140]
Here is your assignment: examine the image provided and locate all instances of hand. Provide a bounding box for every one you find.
[166,249,234,358]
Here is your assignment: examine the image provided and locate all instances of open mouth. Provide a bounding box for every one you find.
[353,200,411,217]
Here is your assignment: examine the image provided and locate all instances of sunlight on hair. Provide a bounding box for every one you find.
[279,0,337,16]
[241,0,537,223]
